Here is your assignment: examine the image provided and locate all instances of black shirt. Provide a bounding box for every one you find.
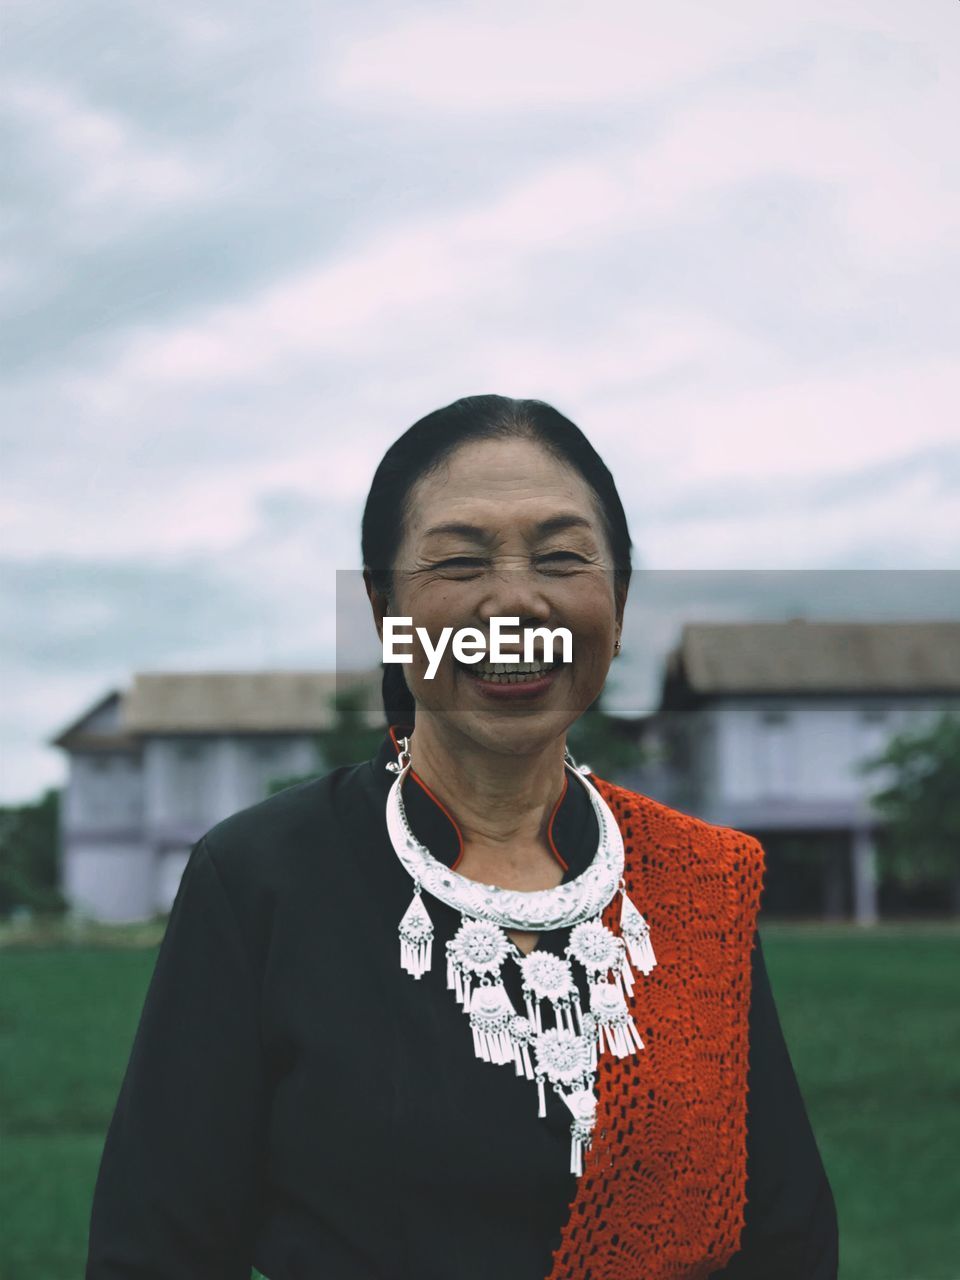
[86,729,838,1280]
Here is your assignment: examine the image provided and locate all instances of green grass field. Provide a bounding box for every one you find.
[1,923,958,1280]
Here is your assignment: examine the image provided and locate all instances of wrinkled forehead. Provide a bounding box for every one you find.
[401,439,608,549]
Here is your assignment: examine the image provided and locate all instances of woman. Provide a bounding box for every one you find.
[86,395,838,1280]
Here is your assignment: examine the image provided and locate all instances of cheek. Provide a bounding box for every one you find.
[409,610,464,687]
[566,588,616,634]
[404,581,466,626]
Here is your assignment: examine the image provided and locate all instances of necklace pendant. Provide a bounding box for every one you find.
[447,918,511,1012]
[508,1014,536,1079]
[620,891,657,975]
[398,889,434,979]
[533,1028,597,1177]
[469,983,517,1065]
[563,1089,598,1177]
[590,980,645,1057]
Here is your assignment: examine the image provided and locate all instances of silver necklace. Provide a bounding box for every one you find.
[385,737,657,1175]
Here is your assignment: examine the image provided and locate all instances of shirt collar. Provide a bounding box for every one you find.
[371,725,599,879]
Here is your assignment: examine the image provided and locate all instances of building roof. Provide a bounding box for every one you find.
[51,670,385,748]
[49,690,144,752]
[123,670,384,732]
[663,620,960,699]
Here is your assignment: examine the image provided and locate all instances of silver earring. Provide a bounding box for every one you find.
[614,638,621,654]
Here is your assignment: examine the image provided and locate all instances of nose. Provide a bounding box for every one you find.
[475,565,554,638]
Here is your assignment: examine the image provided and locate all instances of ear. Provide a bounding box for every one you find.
[363,569,390,643]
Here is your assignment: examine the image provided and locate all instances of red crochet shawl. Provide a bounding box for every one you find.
[546,776,766,1280]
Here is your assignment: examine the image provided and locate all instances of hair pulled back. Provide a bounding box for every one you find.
[361,395,633,726]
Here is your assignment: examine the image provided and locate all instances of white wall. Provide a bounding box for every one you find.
[65,753,142,828]
[156,847,192,914]
[64,842,155,923]
[710,697,958,805]
[64,733,327,920]
[142,734,321,830]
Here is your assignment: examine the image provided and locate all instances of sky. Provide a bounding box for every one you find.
[3,0,959,802]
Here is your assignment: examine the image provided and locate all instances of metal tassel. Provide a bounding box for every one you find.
[521,1042,534,1079]
[619,951,636,999]
[620,890,657,975]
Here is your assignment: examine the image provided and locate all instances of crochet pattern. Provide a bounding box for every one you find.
[545,779,765,1280]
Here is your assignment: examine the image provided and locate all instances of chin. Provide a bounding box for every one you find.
[458,710,570,756]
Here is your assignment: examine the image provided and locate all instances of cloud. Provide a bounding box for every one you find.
[329,0,949,113]
[0,554,282,673]
[60,35,956,407]
[5,0,960,801]
[330,0,787,111]
[3,78,211,229]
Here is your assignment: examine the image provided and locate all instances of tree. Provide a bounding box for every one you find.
[856,710,960,903]
[566,700,647,781]
[0,787,65,916]
[314,683,385,769]
[266,685,384,796]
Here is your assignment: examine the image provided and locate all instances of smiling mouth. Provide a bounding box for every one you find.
[454,657,569,684]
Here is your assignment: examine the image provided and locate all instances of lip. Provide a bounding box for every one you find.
[456,661,565,701]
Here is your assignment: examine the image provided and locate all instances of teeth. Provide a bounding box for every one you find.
[470,659,558,673]
[463,660,564,684]
[453,655,567,684]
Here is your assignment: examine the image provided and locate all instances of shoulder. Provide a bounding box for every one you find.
[590,774,765,877]
[196,759,367,900]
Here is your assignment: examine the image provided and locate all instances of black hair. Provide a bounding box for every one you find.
[361,395,633,726]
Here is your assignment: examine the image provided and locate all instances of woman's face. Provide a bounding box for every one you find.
[368,436,625,757]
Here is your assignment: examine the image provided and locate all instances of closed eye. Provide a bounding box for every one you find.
[430,557,488,578]
[537,552,589,571]
[434,553,586,571]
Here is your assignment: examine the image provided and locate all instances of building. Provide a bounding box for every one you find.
[623,620,960,924]
[51,670,383,923]
[51,620,960,925]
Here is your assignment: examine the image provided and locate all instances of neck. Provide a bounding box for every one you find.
[405,715,568,853]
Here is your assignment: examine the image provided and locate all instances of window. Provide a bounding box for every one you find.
[171,740,210,821]
[755,710,794,797]
[858,707,891,769]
